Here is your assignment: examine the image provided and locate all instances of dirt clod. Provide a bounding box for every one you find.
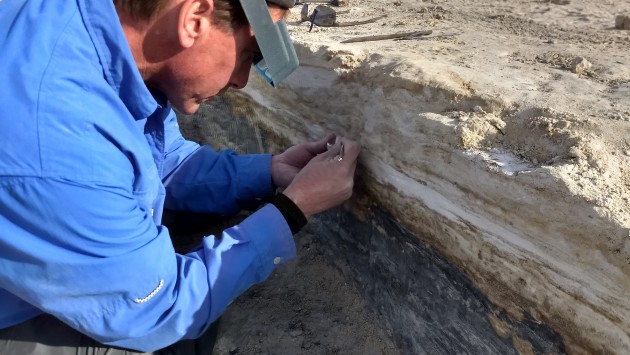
[616,15,630,30]
[570,56,592,75]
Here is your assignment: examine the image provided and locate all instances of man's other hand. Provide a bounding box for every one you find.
[282,136,361,218]
[271,133,335,189]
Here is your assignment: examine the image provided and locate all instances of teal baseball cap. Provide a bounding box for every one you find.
[240,0,299,87]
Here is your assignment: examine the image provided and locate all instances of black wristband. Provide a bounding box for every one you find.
[270,192,307,235]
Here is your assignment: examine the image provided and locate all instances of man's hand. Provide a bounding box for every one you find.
[271,133,336,189]
[282,137,361,218]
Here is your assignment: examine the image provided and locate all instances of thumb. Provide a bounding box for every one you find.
[303,133,336,155]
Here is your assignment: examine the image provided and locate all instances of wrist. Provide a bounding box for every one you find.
[270,192,308,235]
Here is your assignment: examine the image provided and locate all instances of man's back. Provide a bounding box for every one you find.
[0,0,178,345]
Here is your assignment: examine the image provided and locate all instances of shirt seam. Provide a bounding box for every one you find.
[77,0,116,90]
[35,6,80,176]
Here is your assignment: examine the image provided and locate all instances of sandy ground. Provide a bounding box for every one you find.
[212,228,398,355]
[287,0,630,219]
[220,0,630,353]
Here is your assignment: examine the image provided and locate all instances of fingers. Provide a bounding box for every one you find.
[302,133,336,155]
[320,138,342,161]
[338,137,360,161]
[322,136,360,164]
[282,136,361,217]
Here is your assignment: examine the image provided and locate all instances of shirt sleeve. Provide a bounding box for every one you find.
[0,177,296,352]
[162,110,275,214]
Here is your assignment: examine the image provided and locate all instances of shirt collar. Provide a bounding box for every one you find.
[77,0,159,119]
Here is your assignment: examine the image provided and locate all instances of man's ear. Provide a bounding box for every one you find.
[178,0,213,48]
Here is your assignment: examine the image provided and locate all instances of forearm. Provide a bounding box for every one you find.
[162,111,275,213]
[0,177,295,352]
[163,146,275,213]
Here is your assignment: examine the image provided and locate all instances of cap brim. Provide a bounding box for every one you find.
[240,0,299,86]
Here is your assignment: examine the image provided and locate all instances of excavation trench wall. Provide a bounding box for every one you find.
[179,98,565,355]
[197,40,630,354]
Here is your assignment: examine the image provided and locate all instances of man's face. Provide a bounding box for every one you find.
[157,5,287,115]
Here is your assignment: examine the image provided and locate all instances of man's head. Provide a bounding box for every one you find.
[116,0,296,114]
[115,0,250,32]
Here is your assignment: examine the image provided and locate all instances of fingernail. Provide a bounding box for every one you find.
[326,135,336,150]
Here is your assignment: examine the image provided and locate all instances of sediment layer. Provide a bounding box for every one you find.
[229,35,630,352]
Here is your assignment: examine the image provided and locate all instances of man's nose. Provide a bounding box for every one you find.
[229,63,251,90]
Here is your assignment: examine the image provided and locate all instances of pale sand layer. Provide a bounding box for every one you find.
[233,0,630,353]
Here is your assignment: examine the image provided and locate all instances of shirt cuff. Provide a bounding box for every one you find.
[234,154,274,201]
[239,204,297,273]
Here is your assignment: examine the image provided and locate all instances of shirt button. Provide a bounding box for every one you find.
[273,257,282,265]
[151,209,155,216]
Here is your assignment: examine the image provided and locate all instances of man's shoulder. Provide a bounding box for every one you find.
[0,0,103,110]
[0,0,157,183]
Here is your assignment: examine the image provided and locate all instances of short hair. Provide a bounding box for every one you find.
[114,0,248,32]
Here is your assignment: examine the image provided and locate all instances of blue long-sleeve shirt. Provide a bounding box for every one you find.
[0,0,296,351]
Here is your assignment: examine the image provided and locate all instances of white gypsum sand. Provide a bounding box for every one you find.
[231,0,630,353]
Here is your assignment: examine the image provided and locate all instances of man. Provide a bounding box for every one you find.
[0,0,360,353]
